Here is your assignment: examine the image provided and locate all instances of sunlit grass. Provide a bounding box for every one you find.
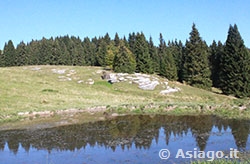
[0,65,249,122]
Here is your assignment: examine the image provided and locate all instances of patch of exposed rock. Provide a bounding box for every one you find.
[100,71,180,94]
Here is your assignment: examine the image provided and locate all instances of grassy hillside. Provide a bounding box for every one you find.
[0,65,249,123]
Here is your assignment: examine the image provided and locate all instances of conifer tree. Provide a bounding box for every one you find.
[158,34,177,80]
[169,40,184,82]
[114,33,120,47]
[3,40,16,66]
[128,32,136,55]
[113,41,136,73]
[16,41,28,66]
[148,36,159,73]
[134,32,153,74]
[209,40,223,88]
[220,24,250,97]
[105,41,118,69]
[182,24,212,89]
[82,37,96,66]
[0,50,3,67]
[71,36,85,66]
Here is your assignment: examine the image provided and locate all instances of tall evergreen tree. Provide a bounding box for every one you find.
[71,36,85,66]
[114,33,120,47]
[0,50,3,67]
[134,32,153,74]
[16,41,28,66]
[128,32,136,55]
[3,40,16,66]
[105,41,118,69]
[209,40,224,88]
[96,37,108,66]
[169,40,184,81]
[182,24,212,89]
[158,34,177,80]
[82,37,96,66]
[113,41,136,73]
[148,36,159,73]
[220,24,250,97]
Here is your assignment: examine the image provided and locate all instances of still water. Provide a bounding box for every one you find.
[0,115,250,164]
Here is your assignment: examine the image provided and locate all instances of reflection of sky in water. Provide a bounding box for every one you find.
[0,125,249,164]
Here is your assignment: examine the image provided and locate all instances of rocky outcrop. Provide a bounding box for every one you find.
[98,71,180,94]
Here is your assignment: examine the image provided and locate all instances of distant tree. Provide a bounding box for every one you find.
[158,34,177,80]
[105,41,118,69]
[114,33,120,47]
[3,40,16,66]
[148,36,159,73]
[209,40,224,88]
[55,37,71,65]
[16,41,28,66]
[71,36,85,66]
[134,32,153,74]
[128,32,136,55]
[96,37,108,66]
[182,24,212,89]
[113,41,136,73]
[168,40,184,82]
[220,24,250,97]
[82,37,96,66]
[0,49,4,66]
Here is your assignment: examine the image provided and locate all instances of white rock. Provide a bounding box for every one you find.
[160,88,180,94]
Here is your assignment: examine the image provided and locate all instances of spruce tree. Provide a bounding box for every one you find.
[114,33,120,47]
[134,32,153,74]
[113,41,136,73]
[16,41,28,66]
[148,36,159,73]
[220,24,250,97]
[96,38,108,66]
[158,34,177,80]
[105,41,118,69]
[71,36,85,66]
[82,37,96,66]
[169,40,184,82]
[182,24,212,89]
[0,50,3,67]
[3,40,16,66]
[209,40,224,88]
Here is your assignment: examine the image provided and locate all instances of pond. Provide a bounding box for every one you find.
[0,115,250,164]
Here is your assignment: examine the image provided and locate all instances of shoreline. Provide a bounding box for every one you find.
[0,102,249,131]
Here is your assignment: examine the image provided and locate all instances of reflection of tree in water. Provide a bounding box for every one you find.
[188,115,213,151]
[229,119,250,151]
[0,115,249,154]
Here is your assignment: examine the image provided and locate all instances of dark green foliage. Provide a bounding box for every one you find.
[158,34,177,80]
[209,40,224,88]
[168,40,184,81]
[96,38,108,66]
[134,32,153,74]
[220,24,250,97]
[71,36,85,66]
[148,36,160,73]
[113,42,136,73]
[114,33,120,47]
[182,24,212,89]
[0,49,4,66]
[16,41,28,66]
[82,37,96,66]
[3,40,16,66]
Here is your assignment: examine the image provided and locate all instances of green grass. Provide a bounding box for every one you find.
[0,65,249,123]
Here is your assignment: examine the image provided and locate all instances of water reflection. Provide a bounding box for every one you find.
[0,115,250,163]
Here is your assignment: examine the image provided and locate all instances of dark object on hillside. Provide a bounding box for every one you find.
[101,71,111,80]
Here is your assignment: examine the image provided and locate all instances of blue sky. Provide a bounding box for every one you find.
[0,0,249,49]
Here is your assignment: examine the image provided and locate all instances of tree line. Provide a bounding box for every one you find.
[0,24,249,98]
